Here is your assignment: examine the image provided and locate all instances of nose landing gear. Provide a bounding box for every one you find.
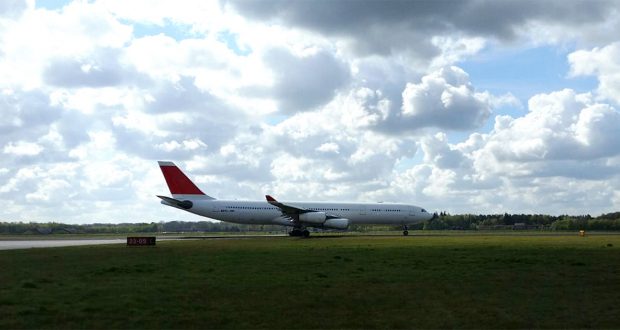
[403,225,409,236]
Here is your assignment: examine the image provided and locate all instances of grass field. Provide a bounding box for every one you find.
[1,234,619,329]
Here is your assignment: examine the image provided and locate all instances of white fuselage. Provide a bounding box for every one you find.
[167,199,433,228]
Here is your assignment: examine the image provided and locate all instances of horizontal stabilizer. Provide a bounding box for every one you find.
[157,195,193,210]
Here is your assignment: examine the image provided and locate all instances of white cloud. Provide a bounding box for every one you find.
[262,47,351,113]
[101,0,226,31]
[316,142,340,154]
[375,89,620,214]
[3,141,43,156]
[0,1,132,88]
[400,66,491,130]
[476,89,620,167]
[26,178,71,202]
[156,138,207,152]
[569,42,620,104]
[1,1,620,222]
[124,34,240,86]
[339,87,391,128]
[420,133,469,169]
[430,36,486,69]
[228,0,620,60]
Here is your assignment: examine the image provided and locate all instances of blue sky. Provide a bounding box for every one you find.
[457,46,599,141]
[0,0,619,223]
[460,45,598,104]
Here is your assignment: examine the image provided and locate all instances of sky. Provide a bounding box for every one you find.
[1,0,620,223]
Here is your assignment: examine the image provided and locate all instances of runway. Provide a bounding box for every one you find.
[0,239,126,250]
[2,232,616,250]
[0,235,287,250]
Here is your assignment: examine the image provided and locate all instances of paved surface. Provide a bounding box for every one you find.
[0,239,126,250]
[163,234,287,240]
[0,235,287,250]
[2,232,618,250]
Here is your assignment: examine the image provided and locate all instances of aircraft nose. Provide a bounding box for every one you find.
[427,212,437,221]
[419,208,435,221]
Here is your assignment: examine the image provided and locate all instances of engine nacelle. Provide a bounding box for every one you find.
[178,200,193,210]
[299,212,326,224]
[323,218,350,230]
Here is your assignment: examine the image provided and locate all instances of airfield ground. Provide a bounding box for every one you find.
[1,234,619,329]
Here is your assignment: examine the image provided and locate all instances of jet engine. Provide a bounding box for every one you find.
[323,218,350,229]
[299,212,326,224]
[158,195,193,210]
[178,200,193,210]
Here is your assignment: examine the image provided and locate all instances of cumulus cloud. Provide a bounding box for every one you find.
[146,76,225,113]
[262,47,350,113]
[227,0,616,58]
[476,89,620,167]
[420,133,470,169]
[330,66,497,133]
[569,42,620,104]
[156,138,207,152]
[316,142,340,154]
[0,89,62,139]
[124,33,240,82]
[44,48,147,88]
[3,141,44,156]
[0,0,28,18]
[1,0,620,222]
[361,87,620,215]
[398,66,491,131]
[0,1,133,88]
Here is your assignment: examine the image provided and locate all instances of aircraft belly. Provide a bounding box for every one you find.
[216,211,283,225]
[349,214,407,225]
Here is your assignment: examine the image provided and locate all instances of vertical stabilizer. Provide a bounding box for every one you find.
[158,161,215,200]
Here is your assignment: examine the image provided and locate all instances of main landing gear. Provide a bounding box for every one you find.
[403,225,409,236]
[289,228,310,238]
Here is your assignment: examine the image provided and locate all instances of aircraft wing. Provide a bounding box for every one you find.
[266,195,313,216]
[266,195,342,225]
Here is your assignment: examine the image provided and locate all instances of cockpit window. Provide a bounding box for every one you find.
[421,209,427,213]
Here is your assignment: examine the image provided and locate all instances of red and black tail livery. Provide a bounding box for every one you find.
[158,161,215,200]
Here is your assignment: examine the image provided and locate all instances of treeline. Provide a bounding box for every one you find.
[0,221,285,235]
[423,212,620,231]
[1,212,620,234]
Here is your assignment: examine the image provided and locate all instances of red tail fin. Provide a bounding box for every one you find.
[158,161,211,198]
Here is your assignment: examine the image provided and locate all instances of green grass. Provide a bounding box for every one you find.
[1,235,620,329]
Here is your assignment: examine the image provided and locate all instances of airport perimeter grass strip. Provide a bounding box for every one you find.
[1,235,619,329]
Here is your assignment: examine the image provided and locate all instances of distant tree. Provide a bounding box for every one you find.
[423,218,448,230]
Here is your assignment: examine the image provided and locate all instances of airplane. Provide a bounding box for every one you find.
[157,161,435,237]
